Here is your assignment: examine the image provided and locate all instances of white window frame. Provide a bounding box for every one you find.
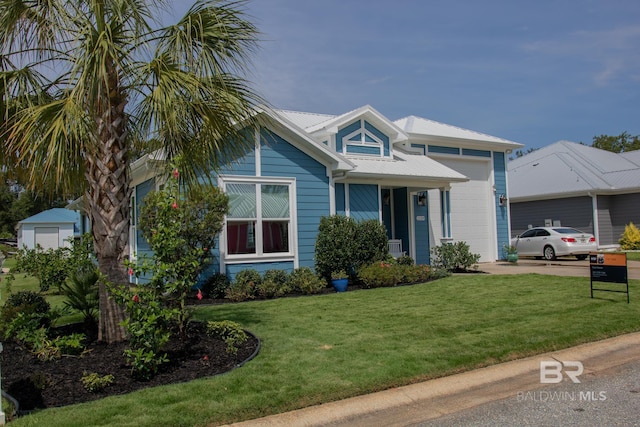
[220,176,297,264]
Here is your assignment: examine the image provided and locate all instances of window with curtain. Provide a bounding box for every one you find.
[225,180,292,257]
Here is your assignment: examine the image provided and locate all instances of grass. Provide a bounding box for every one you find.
[9,273,640,427]
[625,251,640,261]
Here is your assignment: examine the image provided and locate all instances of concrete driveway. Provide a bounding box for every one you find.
[478,257,640,280]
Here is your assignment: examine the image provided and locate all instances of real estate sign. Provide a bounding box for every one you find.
[589,253,629,303]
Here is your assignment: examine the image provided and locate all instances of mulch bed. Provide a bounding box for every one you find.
[2,320,259,413]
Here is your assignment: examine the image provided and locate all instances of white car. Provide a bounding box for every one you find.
[510,227,597,260]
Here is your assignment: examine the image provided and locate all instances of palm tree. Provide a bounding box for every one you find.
[0,0,265,343]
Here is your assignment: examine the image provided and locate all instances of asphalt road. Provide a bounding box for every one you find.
[417,360,640,427]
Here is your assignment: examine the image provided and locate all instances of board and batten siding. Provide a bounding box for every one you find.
[510,196,593,238]
[261,131,331,270]
[493,152,510,254]
[414,194,430,265]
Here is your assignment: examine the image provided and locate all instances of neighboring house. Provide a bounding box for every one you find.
[130,105,522,279]
[508,140,640,248]
[16,208,81,250]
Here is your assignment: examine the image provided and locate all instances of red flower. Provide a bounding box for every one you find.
[173,168,179,179]
[203,355,209,361]
[128,267,134,276]
[197,289,203,300]
[172,201,178,209]
[132,294,140,303]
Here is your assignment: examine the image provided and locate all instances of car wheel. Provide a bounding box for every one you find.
[576,254,588,260]
[543,245,556,261]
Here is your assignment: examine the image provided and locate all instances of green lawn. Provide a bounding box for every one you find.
[625,251,640,261]
[9,273,640,427]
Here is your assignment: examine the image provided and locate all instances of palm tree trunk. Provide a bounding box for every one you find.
[86,85,130,343]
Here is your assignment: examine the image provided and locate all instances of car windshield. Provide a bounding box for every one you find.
[552,228,584,234]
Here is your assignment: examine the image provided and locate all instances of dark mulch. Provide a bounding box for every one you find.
[2,321,259,412]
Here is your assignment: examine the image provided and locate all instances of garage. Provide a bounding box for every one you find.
[437,158,494,261]
[34,227,60,250]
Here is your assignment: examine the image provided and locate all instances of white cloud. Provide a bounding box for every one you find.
[523,25,640,86]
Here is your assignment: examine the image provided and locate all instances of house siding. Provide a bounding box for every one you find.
[510,196,593,238]
[609,193,640,245]
[414,194,430,264]
[261,131,331,270]
[596,195,614,246]
[335,183,346,215]
[225,261,295,280]
[493,152,510,254]
[135,178,155,255]
[393,188,409,254]
[349,184,379,221]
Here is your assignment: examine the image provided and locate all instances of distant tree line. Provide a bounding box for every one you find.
[510,131,640,161]
[0,175,71,238]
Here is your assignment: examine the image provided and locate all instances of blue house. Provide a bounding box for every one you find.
[130,105,522,279]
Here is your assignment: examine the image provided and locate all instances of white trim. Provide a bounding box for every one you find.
[255,128,262,177]
[489,159,498,261]
[219,176,297,268]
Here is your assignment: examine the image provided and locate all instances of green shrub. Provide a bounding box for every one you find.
[257,270,291,298]
[396,255,415,266]
[0,290,51,338]
[353,219,389,268]
[60,268,99,329]
[225,269,261,302]
[430,241,480,272]
[206,320,248,355]
[15,246,70,292]
[357,261,403,288]
[619,222,640,250]
[201,273,230,299]
[54,333,86,356]
[288,267,326,294]
[81,372,115,393]
[109,286,174,380]
[314,215,358,280]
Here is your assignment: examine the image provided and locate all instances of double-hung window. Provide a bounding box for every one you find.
[223,177,294,259]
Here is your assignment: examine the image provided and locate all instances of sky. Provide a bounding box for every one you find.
[167,0,640,151]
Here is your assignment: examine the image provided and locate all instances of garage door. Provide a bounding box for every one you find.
[35,227,59,250]
[439,159,494,261]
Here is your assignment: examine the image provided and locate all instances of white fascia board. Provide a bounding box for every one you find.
[307,105,409,144]
[407,133,523,152]
[262,111,355,172]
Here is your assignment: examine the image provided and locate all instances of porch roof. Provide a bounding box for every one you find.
[343,149,468,183]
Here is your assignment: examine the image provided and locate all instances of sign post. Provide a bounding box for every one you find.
[589,253,629,303]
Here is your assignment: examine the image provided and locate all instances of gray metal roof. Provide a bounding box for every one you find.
[508,141,640,201]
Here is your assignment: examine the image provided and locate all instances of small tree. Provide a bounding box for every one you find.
[133,167,228,337]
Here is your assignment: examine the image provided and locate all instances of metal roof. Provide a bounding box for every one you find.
[394,115,522,148]
[508,141,640,201]
[18,208,80,225]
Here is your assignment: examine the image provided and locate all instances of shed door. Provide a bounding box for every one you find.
[35,227,59,250]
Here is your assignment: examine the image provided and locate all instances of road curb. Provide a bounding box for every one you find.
[225,332,640,427]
